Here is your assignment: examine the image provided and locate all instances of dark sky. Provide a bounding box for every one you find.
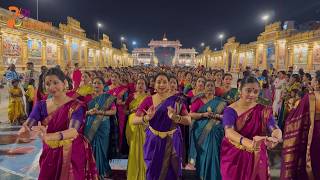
[2,0,320,51]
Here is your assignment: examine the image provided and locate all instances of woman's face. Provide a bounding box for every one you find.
[136,79,146,92]
[196,78,205,90]
[205,73,212,80]
[111,74,120,85]
[154,75,169,94]
[215,72,222,81]
[149,78,155,88]
[45,75,66,97]
[186,73,192,82]
[92,78,104,93]
[204,81,215,94]
[223,75,232,86]
[83,73,91,84]
[169,78,178,92]
[240,83,260,103]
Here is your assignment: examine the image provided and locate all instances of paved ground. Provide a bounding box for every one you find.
[0,83,281,179]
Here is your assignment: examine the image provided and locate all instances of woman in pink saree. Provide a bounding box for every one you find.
[18,67,97,180]
[280,71,320,180]
[107,72,129,154]
[220,76,282,180]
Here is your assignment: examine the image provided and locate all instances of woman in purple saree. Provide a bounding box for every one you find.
[18,68,97,180]
[134,73,191,180]
[220,76,282,180]
[280,72,320,180]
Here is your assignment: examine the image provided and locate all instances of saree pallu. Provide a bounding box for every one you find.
[108,86,128,153]
[84,94,116,178]
[144,95,185,180]
[8,88,26,124]
[39,100,97,180]
[221,88,239,105]
[280,93,320,180]
[220,104,272,180]
[193,97,226,180]
[126,94,147,180]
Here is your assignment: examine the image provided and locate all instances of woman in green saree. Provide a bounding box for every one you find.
[125,78,148,180]
[215,73,238,105]
[84,77,117,179]
[190,79,227,180]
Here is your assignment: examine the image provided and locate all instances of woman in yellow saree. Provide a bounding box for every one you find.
[8,79,26,125]
[126,78,148,180]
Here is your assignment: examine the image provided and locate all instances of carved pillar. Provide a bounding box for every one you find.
[274,41,279,70]
[307,43,313,71]
[22,35,28,66]
[67,37,72,66]
[255,46,259,69]
[57,41,63,66]
[78,40,82,66]
[41,39,47,66]
[0,30,3,72]
[262,45,267,69]
[288,45,294,68]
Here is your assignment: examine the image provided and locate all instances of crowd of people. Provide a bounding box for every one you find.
[3,62,320,180]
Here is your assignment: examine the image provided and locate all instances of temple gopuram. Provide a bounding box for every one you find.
[0,6,132,72]
[132,35,197,66]
[196,21,320,72]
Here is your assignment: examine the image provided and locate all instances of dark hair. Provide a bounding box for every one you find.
[223,73,232,79]
[279,71,286,75]
[315,70,320,84]
[304,73,312,81]
[262,70,268,77]
[28,79,35,86]
[298,68,304,76]
[11,79,20,85]
[154,72,169,82]
[291,74,300,82]
[243,70,250,78]
[137,77,148,86]
[93,76,105,86]
[205,79,215,86]
[240,76,259,90]
[45,67,66,82]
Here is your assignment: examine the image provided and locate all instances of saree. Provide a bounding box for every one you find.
[28,99,97,180]
[220,88,239,105]
[84,94,116,178]
[220,104,272,180]
[136,95,186,180]
[126,94,147,180]
[108,85,128,153]
[8,87,26,124]
[280,93,320,180]
[192,97,226,180]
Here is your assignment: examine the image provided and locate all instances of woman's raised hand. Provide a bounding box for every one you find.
[144,105,156,122]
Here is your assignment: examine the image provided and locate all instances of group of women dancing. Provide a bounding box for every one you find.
[16,65,320,180]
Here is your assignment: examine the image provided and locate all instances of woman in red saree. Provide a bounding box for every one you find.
[280,71,320,180]
[107,72,129,154]
[18,67,97,180]
[220,76,282,180]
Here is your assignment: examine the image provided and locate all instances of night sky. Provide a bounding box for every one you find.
[1,0,320,51]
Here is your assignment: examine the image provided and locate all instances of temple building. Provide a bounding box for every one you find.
[0,6,132,72]
[196,21,320,72]
[132,35,197,66]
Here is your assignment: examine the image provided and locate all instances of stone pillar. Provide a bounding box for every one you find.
[67,37,72,66]
[288,45,294,68]
[0,30,3,72]
[262,45,267,69]
[78,40,82,66]
[274,42,279,70]
[41,39,47,66]
[22,35,28,66]
[307,43,313,71]
[57,41,63,66]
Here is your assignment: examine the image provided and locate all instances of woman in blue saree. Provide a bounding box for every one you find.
[134,72,191,180]
[84,77,117,179]
[190,79,227,180]
[215,73,239,105]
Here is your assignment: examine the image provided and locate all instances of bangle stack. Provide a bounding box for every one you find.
[174,115,182,123]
